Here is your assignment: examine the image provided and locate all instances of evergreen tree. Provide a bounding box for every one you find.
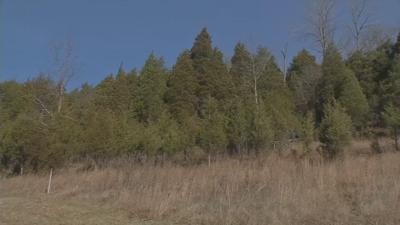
[198,97,227,162]
[317,47,369,129]
[190,28,233,117]
[319,102,353,159]
[390,33,400,59]
[95,74,116,109]
[287,49,321,114]
[230,42,253,96]
[225,43,254,154]
[191,28,213,65]
[257,48,297,146]
[166,50,198,121]
[383,104,400,151]
[134,53,167,124]
[113,66,131,113]
[299,112,315,155]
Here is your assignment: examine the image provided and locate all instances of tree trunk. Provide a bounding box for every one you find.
[208,153,211,168]
[57,80,65,113]
[395,128,399,151]
[161,152,165,168]
[47,168,53,194]
[254,76,258,108]
[184,149,188,161]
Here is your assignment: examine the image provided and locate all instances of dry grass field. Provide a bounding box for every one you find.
[1,140,400,225]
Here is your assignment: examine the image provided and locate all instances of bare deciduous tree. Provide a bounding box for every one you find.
[281,43,289,83]
[348,0,373,52]
[305,0,337,57]
[51,40,76,113]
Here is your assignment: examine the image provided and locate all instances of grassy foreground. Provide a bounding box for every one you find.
[1,144,400,225]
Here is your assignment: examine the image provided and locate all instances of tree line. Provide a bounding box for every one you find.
[1,28,400,173]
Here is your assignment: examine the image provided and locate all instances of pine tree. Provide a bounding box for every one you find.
[317,47,369,129]
[166,50,198,121]
[198,96,227,164]
[191,28,213,65]
[226,43,254,154]
[319,102,353,158]
[382,57,400,150]
[257,48,297,145]
[95,74,116,109]
[390,33,400,59]
[113,66,131,113]
[383,104,400,151]
[287,49,321,114]
[134,53,167,124]
[190,28,233,117]
[230,42,253,96]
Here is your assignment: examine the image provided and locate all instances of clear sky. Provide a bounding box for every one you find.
[1,0,399,89]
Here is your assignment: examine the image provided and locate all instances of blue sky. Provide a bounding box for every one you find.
[1,0,399,89]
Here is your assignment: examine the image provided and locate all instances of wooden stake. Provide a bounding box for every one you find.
[47,168,53,194]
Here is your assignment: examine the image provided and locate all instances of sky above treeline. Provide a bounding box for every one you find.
[1,0,399,89]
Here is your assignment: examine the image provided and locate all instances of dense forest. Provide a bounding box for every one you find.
[1,27,400,173]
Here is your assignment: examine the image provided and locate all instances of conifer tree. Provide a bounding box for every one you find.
[134,53,167,124]
[198,96,227,163]
[113,66,131,113]
[190,28,233,117]
[226,43,254,154]
[317,47,369,129]
[166,50,198,121]
[287,49,321,114]
[383,104,400,151]
[319,102,353,158]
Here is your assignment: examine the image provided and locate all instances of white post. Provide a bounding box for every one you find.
[47,168,53,194]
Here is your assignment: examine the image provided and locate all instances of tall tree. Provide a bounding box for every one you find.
[306,0,337,56]
[287,49,321,114]
[134,53,168,124]
[51,40,76,113]
[348,0,373,52]
[319,101,353,158]
[383,104,400,151]
[190,28,233,117]
[166,50,198,121]
[317,47,369,129]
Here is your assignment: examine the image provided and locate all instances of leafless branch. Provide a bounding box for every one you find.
[305,0,337,56]
[348,0,374,52]
[33,96,53,117]
[51,40,77,113]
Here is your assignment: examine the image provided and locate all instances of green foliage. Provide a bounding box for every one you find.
[1,28,400,172]
[317,47,369,130]
[288,49,321,114]
[230,42,253,95]
[383,104,400,150]
[381,57,400,107]
[384,104,400,128]
[134,53,167,123]
[198,97,227,155]
[338,68,370,129]
[166,50,198,121]
[191,28,213,64]
[251,108,274,153]
[299,112,315,154]
[319,102,353,158]
[190,28,233,117]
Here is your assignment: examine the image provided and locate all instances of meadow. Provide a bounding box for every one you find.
[1,140,400,225]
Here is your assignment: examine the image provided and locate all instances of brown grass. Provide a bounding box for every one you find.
[1,142,400,225]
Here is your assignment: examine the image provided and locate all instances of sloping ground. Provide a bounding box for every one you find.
[0,194,160,225]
